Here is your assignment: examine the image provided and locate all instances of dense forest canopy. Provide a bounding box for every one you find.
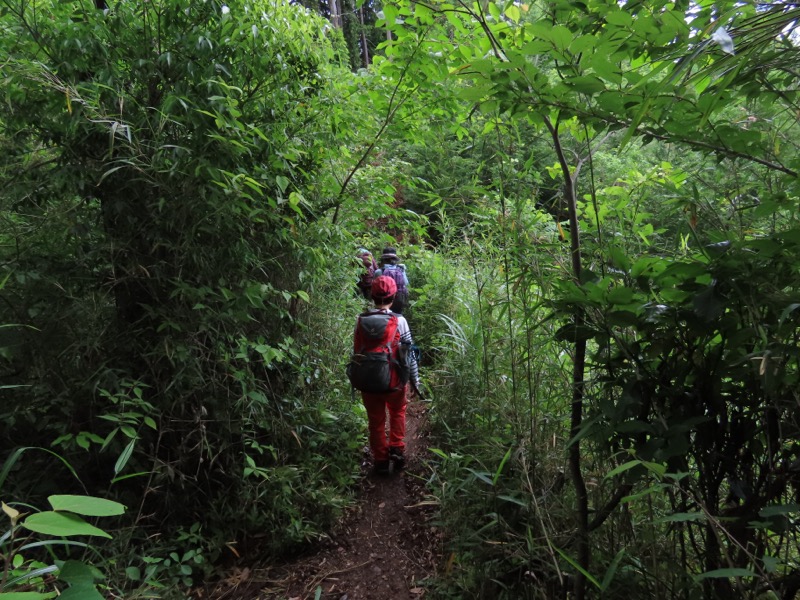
[1,0,799,598]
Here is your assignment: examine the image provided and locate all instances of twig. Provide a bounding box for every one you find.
[304,559,373,595]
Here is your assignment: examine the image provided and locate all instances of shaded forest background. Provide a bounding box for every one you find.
[1,0,799,598]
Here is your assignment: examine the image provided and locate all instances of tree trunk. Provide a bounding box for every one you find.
[329,0,341,28]
[546,116,590,600]
[359,6,370,68]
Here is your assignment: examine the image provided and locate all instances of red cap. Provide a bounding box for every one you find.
[371,275,397,301]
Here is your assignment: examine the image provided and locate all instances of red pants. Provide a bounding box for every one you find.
[362,387,407,462]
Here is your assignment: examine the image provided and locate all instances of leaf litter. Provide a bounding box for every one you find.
[203,401,443,600]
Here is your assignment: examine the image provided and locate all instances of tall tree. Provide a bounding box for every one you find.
[374,0,800,596]
[0,0,360,550]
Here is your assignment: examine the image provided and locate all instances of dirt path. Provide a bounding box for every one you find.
[207,401,442,600]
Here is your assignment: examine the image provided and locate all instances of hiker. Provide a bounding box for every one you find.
[349,275,420,475]
[374,247,409,314]
[355,248,377,300]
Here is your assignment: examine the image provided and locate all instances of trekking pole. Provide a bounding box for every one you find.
[408,343,426,401]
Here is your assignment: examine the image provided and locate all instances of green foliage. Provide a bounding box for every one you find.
[1,488,125,599]
[557,229,800,595]
[1,0,800,596]
[371,0,800,596]
[0,0,369,594]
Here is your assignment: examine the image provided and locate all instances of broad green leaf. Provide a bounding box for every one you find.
[521,39,552,55]
[759,504,799,518]
[571,34,597,55]
[608,246,630,272]
[456,83,490,102]
[596,90,627,113]
[504,4,520,22]
[588,55,623,83]
[382,3,397,23]
[642,462,667,478]
[631,256,666,278]
[57,587,104,600]
[550,25,573,52]
[696,568,756,580]
[58,560,100,586]
[566,75,606,95]
[22,512,112,539]
[604,10,633,26]
[48,495,125,517]
[762,555,781,574]
[656,261,707,283]
[120,425,137,439]
[606,287,634,305]
[414,2,433,21]
[469,59,495,75]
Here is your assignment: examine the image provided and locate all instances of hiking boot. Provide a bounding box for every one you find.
[388,447,406,472]
[373,460,390,476]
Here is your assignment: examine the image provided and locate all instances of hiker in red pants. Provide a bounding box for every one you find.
[350,276,420,475]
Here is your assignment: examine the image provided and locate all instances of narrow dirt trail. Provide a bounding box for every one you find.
[207,401,442,600]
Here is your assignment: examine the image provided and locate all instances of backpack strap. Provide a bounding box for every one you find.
[355,312,398,351]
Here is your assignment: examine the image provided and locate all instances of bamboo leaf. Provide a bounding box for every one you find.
[600,549,625,591]
[114,440,136,476]
[554,545,602,589]
[604,460,641,479]
[696,568,756,580]
[466,468,494,486]
[492,447,513,485]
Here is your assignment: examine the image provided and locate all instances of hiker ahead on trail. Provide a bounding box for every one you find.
[347,276,420,475]
[374,247,409,314]
[355,248,378,300]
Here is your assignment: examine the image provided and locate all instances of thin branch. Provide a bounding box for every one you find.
[329,29,428,224]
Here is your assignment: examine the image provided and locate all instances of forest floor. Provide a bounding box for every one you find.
[204,401,444,600]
